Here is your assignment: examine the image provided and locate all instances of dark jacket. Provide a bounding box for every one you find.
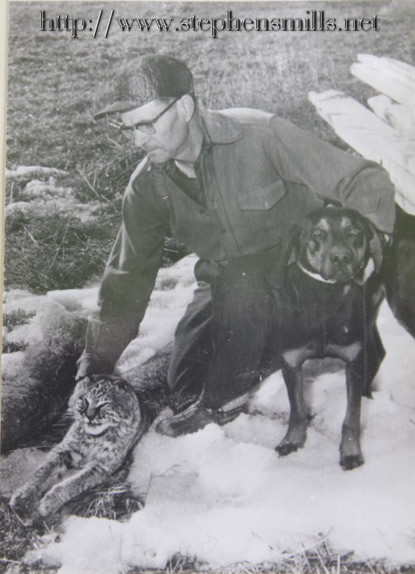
[77,108,395,377]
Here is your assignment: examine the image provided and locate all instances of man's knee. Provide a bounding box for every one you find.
[167,281,213,395]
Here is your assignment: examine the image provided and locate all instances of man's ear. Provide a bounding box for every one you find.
[178,94,195,122]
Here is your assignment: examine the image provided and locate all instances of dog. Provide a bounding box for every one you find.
[271,206,385,470]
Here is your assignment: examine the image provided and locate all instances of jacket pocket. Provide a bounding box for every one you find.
[238,178,286,210]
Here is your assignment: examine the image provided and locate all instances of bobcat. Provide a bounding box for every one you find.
[10,375,146,520]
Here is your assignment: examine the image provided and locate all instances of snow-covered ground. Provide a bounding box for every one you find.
[2,255,415,573]
[5,166,103,222]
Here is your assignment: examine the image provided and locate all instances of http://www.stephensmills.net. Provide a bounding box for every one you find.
[40,10,381,39]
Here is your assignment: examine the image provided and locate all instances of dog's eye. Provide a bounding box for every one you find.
[348,228,362,237]
[312,229,327,239]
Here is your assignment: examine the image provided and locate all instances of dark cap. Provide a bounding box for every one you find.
[94,55,194,119]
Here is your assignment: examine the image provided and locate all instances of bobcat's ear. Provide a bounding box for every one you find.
[114,377,132,392]
[70,376,90,405]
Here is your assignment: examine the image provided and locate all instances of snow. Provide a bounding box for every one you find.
[5,166,69,180]
[2,255,415,572]
[5,175,103,222]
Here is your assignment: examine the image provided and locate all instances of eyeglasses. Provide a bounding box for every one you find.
[108,98,179,135]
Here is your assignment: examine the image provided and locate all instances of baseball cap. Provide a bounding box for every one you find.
[94,55,194,119]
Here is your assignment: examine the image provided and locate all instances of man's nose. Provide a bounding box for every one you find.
[134,130,150,146]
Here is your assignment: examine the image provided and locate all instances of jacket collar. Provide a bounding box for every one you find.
[200,109,243,145]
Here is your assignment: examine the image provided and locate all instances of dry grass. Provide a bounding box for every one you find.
[5,0,415,292]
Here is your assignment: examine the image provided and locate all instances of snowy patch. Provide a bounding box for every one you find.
[2,257,415,571]
[5,170,104,222]
[6,166,69,180]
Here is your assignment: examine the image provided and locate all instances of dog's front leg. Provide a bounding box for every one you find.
[340,359,365,470]
[276,365,309,456]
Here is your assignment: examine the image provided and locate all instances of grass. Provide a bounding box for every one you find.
[5,0,415,292]
[2,0,415,572]
[5,210,119,292]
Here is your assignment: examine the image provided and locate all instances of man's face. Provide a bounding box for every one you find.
[120,98,190,164]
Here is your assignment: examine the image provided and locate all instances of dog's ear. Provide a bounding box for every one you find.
[284,223,302,266]
[366,220,384,272]
[354,218,384,285]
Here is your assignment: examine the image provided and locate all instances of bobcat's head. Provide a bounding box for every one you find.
[70,375,140,436]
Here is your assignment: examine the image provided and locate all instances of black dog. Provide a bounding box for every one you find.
[207,206,385,470]
[272,207,385,470]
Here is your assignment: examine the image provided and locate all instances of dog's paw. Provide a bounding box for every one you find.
[275,442,301,456]
[340,453,365,470]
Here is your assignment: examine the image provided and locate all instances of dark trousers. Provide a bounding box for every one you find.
[167,256,279,411]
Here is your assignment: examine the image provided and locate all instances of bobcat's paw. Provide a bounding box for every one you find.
[9,489,38,525]
[38,490,65,517]
[10,488,35,514]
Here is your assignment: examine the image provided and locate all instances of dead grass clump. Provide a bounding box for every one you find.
[0,471,143,572]
[0,496,51,573]
[4,212,119,293]
[67,480,144,521]
[75,146,145,206]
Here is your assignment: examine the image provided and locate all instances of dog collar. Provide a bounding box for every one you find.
[361,257,376,284]
[296,262,337,284]
[296,257,376,286]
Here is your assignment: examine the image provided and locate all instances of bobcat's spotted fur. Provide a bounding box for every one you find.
[10,375,145,519]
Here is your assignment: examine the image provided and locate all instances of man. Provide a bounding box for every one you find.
[76,54,395,436]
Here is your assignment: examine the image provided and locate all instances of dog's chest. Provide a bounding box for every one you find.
[277,270,366,366]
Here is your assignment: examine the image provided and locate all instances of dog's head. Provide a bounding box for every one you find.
[290,207,383,284]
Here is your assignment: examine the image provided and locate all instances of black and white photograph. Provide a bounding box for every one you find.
[1,1,415,572]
